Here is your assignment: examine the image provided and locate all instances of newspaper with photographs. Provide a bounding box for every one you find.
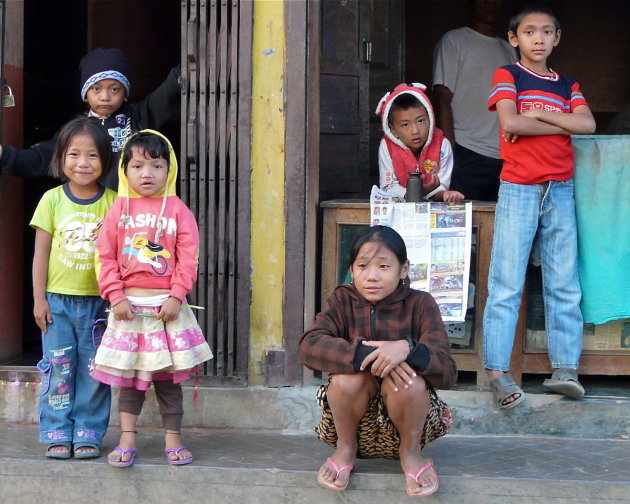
[370,186,472,323]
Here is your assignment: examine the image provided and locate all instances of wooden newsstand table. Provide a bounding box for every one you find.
[321,199,630,386]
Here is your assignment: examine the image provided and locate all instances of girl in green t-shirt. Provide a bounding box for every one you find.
[30,116,116,459]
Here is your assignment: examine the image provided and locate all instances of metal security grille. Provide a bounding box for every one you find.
[180,0,252,385]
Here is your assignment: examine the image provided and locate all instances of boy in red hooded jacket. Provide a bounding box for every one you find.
[376,83,464,202]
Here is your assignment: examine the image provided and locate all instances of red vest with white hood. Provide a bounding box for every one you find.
[375,83,446,187]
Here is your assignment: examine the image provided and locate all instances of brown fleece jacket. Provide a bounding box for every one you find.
[299,281,457,390]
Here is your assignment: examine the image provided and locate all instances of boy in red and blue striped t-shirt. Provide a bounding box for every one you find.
[483,1,595,410]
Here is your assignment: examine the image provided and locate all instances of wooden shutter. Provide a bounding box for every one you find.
[181,0,252,385]
[319,0,370,200]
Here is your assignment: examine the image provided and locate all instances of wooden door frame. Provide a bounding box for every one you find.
[236,1,254,384]
[274,0,320,386]
[280,0,402,385]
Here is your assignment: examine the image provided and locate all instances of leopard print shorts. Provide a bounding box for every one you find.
[314,380,452,460]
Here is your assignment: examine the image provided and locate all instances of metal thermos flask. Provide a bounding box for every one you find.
[406,172,422,202]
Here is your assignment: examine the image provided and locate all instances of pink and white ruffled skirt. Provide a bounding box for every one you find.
[93,301,213,391]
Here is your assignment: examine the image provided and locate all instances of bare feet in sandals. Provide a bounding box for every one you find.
[165,430,193,464]
[45,443,71,459]
[48,445,70,456]
[317,446,356,491]
[487,370,525,409]
[401,452,439,497]
[74,446,96,456]
[73,443,100,459]
[108,430,137,465]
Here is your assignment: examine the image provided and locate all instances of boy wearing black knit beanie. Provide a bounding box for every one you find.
[0,48,180,188]
[80,48,131,121]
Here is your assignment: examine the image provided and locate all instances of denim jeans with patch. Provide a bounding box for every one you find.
[38,293,111,445]
[483,180,583,371]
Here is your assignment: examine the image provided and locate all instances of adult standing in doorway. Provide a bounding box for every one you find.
[433,0,515,201]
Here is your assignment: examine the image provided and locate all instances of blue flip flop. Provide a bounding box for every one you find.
[108,446,137,467]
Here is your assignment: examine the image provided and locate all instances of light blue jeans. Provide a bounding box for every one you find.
[37,293,111,446]
[483,180,583,371]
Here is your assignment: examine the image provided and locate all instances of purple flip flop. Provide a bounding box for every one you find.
[108,446,137,467]
[164,446,193,466]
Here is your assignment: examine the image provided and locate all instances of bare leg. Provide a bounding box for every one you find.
[319,372,377,489]
[383,374,437,496]
[108,412,138,464]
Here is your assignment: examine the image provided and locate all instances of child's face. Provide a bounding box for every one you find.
[350,241,409,304]
[85,78,126,118]
[389,105,429,155]
[125,146,169,197]
[508,13,560,68]
[63,133,103,187]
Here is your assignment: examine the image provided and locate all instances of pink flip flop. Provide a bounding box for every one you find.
[164,446,193,466]
[404,459,439,497]
[107,446,137,468]
[316,457,354,491]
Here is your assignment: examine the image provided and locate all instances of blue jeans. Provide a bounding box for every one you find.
[38,293,111,445]
[483,180,583,371]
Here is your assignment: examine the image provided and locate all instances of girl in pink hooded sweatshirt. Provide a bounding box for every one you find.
[93,130,213,468]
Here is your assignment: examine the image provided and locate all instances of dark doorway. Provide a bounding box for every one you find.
[318,0,404,203]
[13,0,180,365]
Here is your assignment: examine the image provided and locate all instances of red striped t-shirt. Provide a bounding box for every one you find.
[488,62,588,184]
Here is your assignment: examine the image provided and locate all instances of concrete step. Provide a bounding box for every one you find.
[2,367,630,438]
[1,424,629,504]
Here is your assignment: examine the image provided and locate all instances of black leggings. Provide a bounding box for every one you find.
[118,380,183,431]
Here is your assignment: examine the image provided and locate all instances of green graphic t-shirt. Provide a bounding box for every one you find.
[30,184,116,296]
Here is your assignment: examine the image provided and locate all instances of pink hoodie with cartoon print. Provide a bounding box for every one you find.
[95,130,199,307]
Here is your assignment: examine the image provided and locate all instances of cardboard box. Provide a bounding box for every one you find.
[525,319,630,352]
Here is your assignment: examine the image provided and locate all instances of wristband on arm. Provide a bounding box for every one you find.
[353,339,376,372]
[405,334,430,372]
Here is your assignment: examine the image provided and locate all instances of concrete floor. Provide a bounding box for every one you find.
[3,372,630,503]
[2,423,630,504]
[2,423,628,480]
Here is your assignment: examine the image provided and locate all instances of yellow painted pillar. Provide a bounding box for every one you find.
[249,0,286,384]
